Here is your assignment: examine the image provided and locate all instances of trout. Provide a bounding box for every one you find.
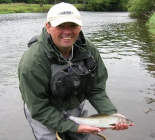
[62,111,133,128]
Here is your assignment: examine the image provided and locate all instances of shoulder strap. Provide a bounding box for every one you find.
[27,35,53,60]
[27,35,39,48]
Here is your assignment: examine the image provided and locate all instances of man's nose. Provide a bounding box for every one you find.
[63,27,72,33]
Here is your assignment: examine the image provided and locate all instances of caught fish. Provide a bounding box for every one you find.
[62,111,133,128]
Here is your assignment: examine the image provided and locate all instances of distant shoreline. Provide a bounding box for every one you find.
[0,3,53,14]
[0,3,86,14]
[147,13,155,37]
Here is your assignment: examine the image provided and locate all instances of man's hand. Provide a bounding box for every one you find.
[111,113,134,131]
[77,124,106,133]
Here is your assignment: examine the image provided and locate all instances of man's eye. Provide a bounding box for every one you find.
[57,25,63,28]
[71,24,78,27]
[56,23,78,28]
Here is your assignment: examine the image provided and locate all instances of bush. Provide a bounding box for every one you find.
[146,13,155,35]
[0,0,12,3]
[128,0,155,17]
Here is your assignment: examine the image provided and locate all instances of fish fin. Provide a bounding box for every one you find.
[98,126,114,129]
[60,110,70,121]
[89,113,110,117]
[109,123,116,126]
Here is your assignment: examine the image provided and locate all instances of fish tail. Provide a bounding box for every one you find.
[60,110,70,121]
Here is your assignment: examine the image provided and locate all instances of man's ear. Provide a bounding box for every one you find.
[45,22,51,33]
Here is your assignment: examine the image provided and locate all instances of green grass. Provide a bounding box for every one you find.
[0,3,91,14]
[147,13,155,36]
[0,3,53,14]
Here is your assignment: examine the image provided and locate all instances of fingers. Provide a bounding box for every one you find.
[90,127,102,132]
[112,123,128,131]
[100,128,107,131]
[90,128,106,135]
[129,123,134,126]
[112,122,134,131]
[92,132,98,135]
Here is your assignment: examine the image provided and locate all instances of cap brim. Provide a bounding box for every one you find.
[50,18,82,27]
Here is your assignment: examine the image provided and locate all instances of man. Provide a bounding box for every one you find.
[18,2,133,140]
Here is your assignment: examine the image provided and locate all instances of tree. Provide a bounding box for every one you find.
[87,0,129,11]
[0,0,12,3]
[74,0,78,4]
[127,0,155,17]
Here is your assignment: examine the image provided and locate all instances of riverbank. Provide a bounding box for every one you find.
[147,13,155,37]
[0,3,54,14]
[0,3,51,14]
[0,3,86,14]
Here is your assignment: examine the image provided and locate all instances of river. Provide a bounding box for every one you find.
[0,12,155,140]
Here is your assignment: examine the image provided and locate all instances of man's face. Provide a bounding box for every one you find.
[46,22,81,51]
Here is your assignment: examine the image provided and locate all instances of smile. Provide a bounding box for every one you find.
[62,37,72,40]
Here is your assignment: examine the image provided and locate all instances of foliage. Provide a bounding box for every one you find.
[146,13,155,35]
[0,0,129,11]
[0,0,12,4]
[87,0,129,11]
[127,0,155,17]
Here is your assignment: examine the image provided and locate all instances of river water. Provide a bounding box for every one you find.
[0,12,155,140]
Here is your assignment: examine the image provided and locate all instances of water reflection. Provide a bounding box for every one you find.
[86,20,155,101]
[88,21,155,78]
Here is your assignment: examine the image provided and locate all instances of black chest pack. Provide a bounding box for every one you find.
[50,53,97,97]
[27,32,97,98]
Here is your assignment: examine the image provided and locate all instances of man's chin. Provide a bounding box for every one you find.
[60,43,74,48]
[63,46,73,49]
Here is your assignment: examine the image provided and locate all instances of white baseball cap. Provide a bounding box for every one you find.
[47,2,82,27]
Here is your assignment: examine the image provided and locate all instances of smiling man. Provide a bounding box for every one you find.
[46,22,81,58]
[18,2,133,140]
